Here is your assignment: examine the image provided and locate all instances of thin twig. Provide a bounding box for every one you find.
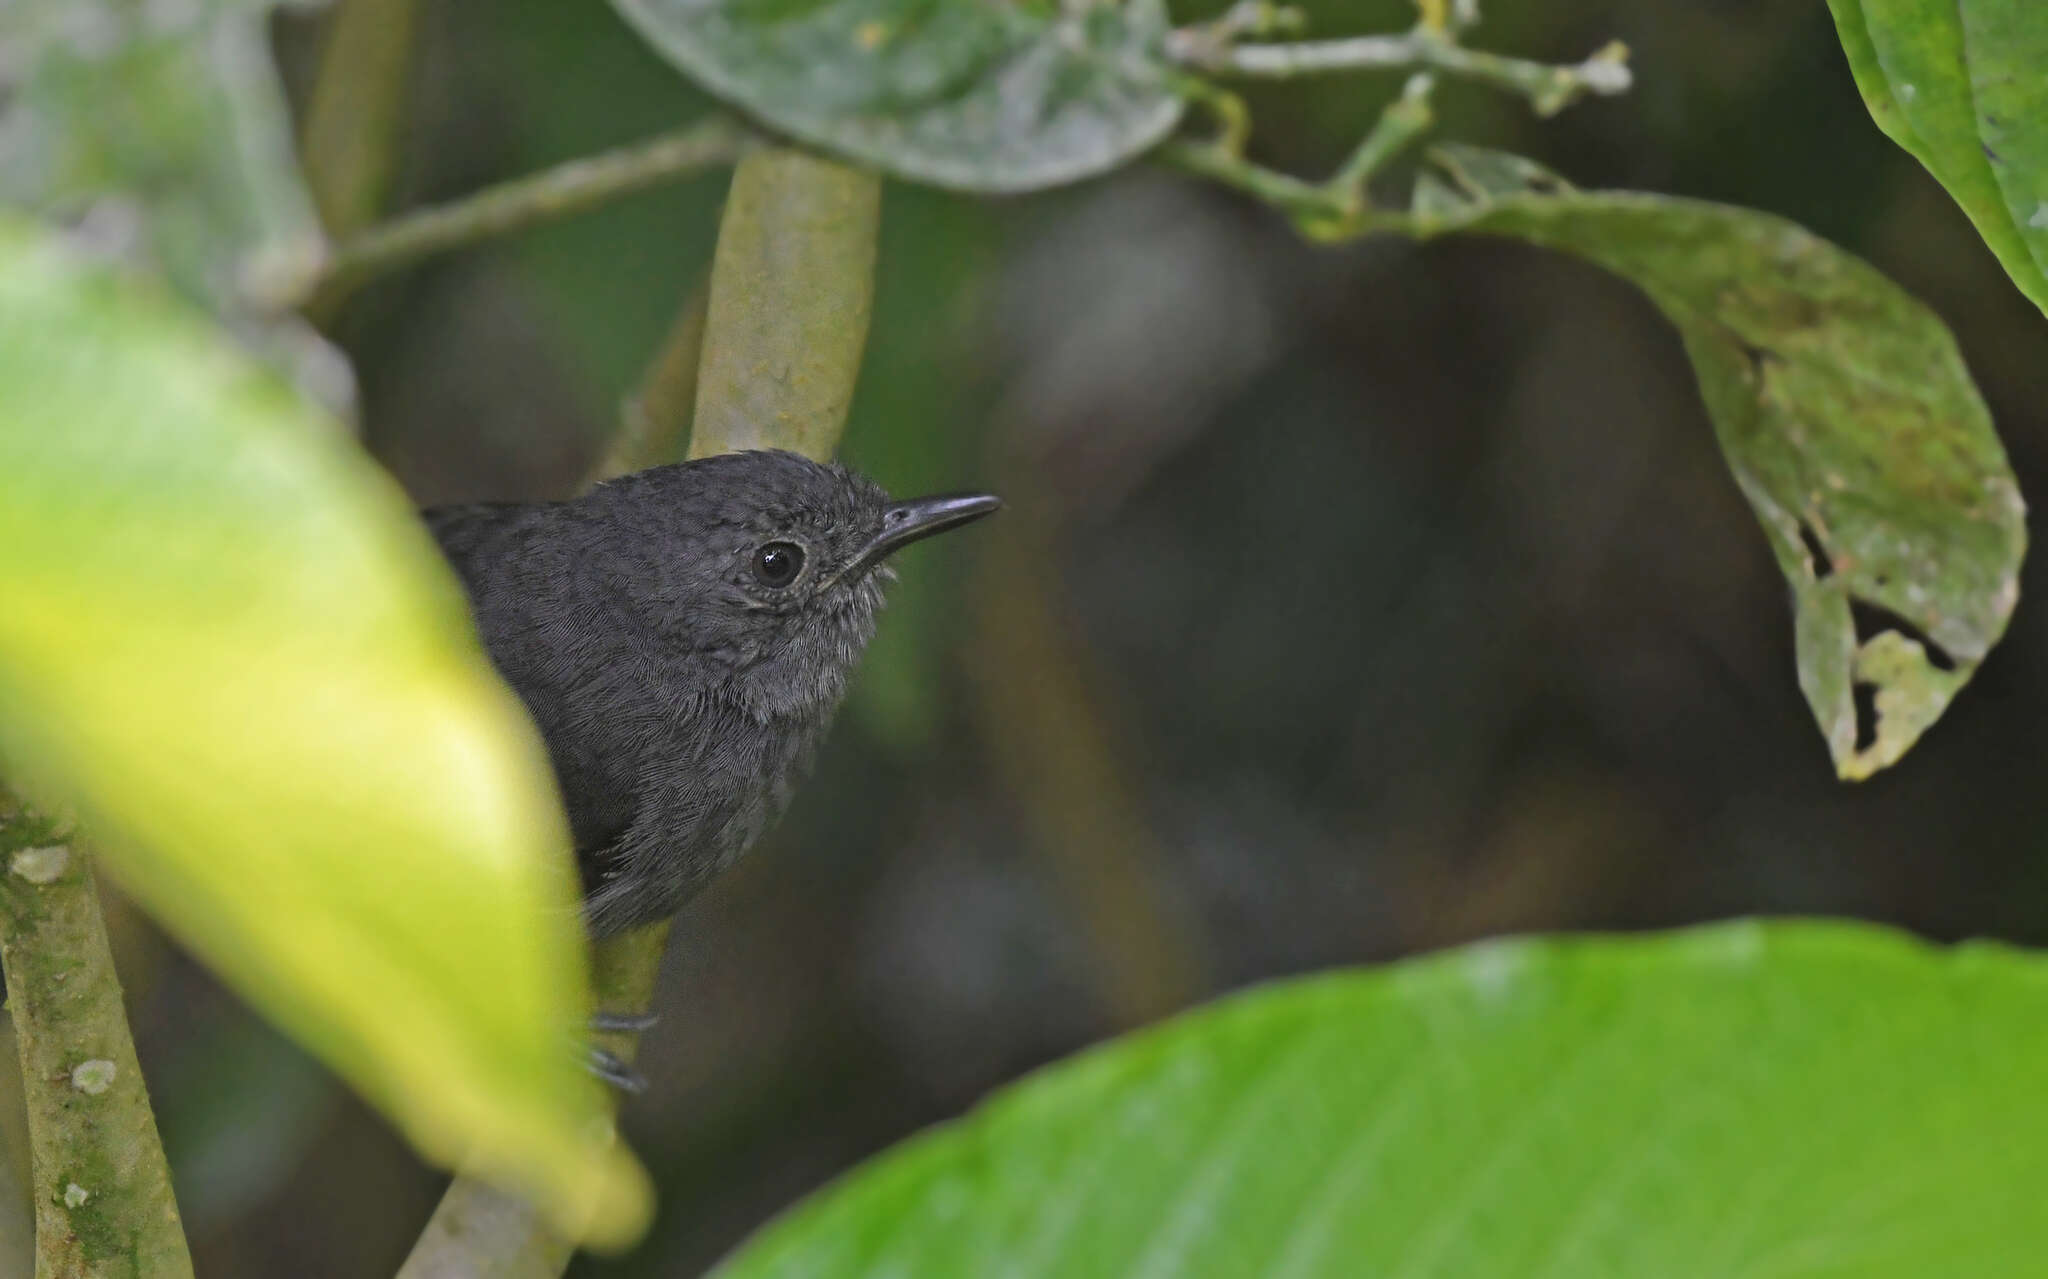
[1159,139,1352,220]
[0,791,192,1279]
[1162,0,1630,235]
[1156,74,1434,240]
[1171,26,1630,117]
[294,116,757,312]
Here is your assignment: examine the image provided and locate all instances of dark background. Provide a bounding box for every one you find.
[49,0,2048,1273]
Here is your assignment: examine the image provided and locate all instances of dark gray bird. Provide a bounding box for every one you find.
[426,449,998,939]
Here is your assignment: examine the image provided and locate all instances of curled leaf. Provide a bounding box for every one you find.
[1411,147,2026,778]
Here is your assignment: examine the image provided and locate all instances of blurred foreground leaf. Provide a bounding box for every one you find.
[0,217,650,1247]
[1827,0,2048,317]
[608,0,1183,192]
[718,920,2048,1278]
[1411,147,2025,779]
[0,0,348,406]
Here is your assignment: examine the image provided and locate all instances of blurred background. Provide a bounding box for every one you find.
[9,0,2048,1273]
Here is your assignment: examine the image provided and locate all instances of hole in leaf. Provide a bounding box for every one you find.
[1796,521,1833,581]
[1852,681,1880,753]
[1849,598,1958,672]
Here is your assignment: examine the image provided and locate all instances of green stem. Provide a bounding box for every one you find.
[295,117,755,313]
[1329,73,1437,205]
[0,791,192,1279]
[1155,139,1411,241]
[688,149,882,460]
[395,145,881,1277]
[299,0,419,241]
[1157,140,1339,219]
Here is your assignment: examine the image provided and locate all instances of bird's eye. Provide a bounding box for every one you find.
[753,541,805,588]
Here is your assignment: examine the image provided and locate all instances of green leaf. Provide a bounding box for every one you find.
[717,920,2048,1278]
[608,0,1184,192]
[1825,0,2048,316]
[0,0,344,404]
[0,216,651,1247]
[1410,147,2025,779]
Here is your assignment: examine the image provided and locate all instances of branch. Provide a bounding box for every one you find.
[0,790,192,1279]
[1160,0,1632,237]
[292,116,756,313]
[396,145,881,1277]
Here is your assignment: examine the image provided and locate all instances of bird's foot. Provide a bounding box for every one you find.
[581,1009,658,1093]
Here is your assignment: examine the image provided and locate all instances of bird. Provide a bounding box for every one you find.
[425,448,999,940]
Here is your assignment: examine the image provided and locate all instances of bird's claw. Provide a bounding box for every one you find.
[584,1045,647,1094]
[582,1009,656,1092]
[589,1010,659,1033]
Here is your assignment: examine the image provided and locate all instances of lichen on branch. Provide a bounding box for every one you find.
[0,788,192,1279]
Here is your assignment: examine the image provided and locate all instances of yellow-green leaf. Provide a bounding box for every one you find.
[0,216,651,1246]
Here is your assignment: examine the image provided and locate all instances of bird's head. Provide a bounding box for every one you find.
[598,449,999,720]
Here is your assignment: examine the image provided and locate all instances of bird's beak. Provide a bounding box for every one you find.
[849,492,1002,576]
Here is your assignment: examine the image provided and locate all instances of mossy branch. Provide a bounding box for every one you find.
[0,790,192,1279]
[396,145,881,1277]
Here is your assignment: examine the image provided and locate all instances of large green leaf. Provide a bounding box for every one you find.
[1410,147,2025,780]
[1827,0,2048,317]
[608,0,1183,192]
[718,920,2048,1277]
[0,0,345,404]
[0,217,649,1247]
